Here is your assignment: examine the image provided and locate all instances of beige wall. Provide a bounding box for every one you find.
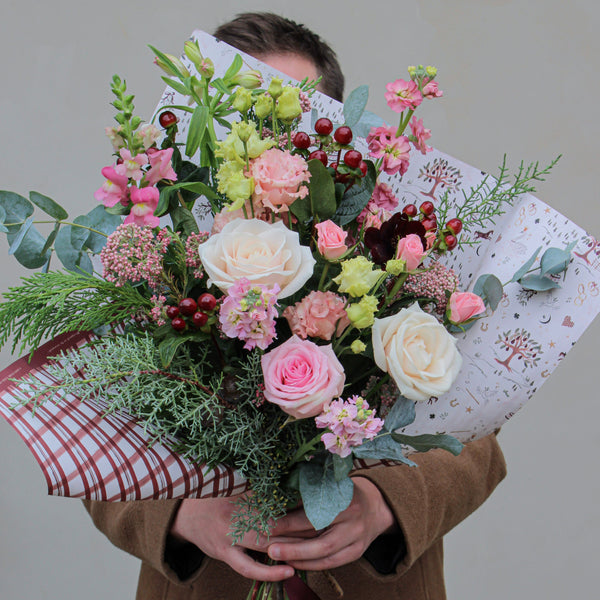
[1,1,598,598]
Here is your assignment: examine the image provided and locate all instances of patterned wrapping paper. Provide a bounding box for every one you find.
[0,30,598,500]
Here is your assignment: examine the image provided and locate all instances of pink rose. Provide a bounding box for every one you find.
[249,148,311,213]
[261,336,345,419]
[315,220,348,260]
[395,234,426,270]
[448,292,486,324]
[283,291,350,340]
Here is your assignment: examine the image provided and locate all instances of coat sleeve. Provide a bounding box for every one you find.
[353,431,507,577]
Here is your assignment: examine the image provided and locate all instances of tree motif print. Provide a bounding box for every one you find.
[418,158,462,200]
[494,328,542,372]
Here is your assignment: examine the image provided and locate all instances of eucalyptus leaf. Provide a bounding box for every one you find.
[343,85,369,128]
[0,205,6,224]
[0,191,34,230]
[383,395,416,430]
[8,217,34,255]
[84,206,122,253]
[519,274,561,291]
[5,216,50,269]
[29,191,68,221]
[354,110,387,138]
[54,226,93,274]
[40,222,61,255]
[540,243,576,276]
[472,274,503,310]
[391,432,463,456]
[0,224,7,233]
[185,105,209,158]
[511,246,541,283]
[352,434,417,466]
[72,215,92,251]
[298,460,354,530]
[332,454,353,482]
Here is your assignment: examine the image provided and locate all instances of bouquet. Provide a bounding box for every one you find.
[0,30,598,599]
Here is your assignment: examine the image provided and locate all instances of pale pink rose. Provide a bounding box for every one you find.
[261,335,345,419]
[249,148,310,213]
[315,220,348,260]
[395,234,426,270]
[283,291,350,340]
[448,292,486,324]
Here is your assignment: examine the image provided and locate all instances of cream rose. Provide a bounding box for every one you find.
[198,218,315,298]
[372,302,462,402]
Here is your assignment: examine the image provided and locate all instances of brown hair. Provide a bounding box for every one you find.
[213,12,344,101]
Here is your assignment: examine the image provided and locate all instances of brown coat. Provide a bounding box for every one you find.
[84,433,506,600]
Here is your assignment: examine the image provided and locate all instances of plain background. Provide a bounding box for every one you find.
[1,0,598,598]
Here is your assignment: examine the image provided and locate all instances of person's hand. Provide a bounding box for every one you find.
[171,496,295,581]
[266,477,398,571]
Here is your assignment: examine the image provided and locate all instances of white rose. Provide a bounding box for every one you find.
[198,218,316,298]
[372,302,462,402]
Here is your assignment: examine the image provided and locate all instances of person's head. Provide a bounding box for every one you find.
[213,12,344,101]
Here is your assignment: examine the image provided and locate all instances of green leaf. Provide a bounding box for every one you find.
[354,110,387,139]
[0,191,34,230]
[472,274,503,310]
[298,460,354,530]
[343,85,369,128]
[171,206,199,236]
[391,432,464,456]
[0,205,6,224]
[223,53,243,81]
[158,330,207,367]
[71,215,92,251]
[540,242,576,276]
[352,434,417,466]
[160,76,190,97]
[29,191,68,221]
[8,217,34,255]
[519,274,561,291]
[54,226,93,274]
[185,105,209,158]
[211,78,232,95]
[333,161,377,226]
[84,206,122,253]
[308,159,336,220]
[40,222,61,255]
[156,181,218,217]
[511,246,541,283]
[332,454,353,482]
[383,395,416,430]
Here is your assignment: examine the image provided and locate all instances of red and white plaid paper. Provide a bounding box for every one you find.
[0,331,248,501]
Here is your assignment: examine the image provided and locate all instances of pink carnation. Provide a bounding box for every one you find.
[283,291,350,341]
[384,79,422,113]
[249,148,310,213]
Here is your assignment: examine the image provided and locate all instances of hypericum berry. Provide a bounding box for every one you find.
[343,149,362,169]
[308,149,328,166]
[314,118,333,136]
[178,297,198,316]
[334,126,353,145]
[445,234,458,250]
[359,161,368,177]
[171,317,186,331]
[197,292,217,312]
[192,311,209,327]
[446,218,463,235]
[159,110,178,129]
[165,306,180,319]
[292,131,311,149]
[420,201,435,216]
[421,217,438,231]
[329,161,339,171]
[402,204,418,217]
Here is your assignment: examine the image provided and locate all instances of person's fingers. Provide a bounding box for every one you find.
[268,509,316,536]
[223,546,295,582]
[272,539,364,572]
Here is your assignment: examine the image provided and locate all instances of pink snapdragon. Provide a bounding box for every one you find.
[409,117,433,155]
[315,395,384,457]
[125,186,160,227]
[384,79,422,113]
[94,166,129,208]
[145,148,178,186]
[283,290,350,341]
[219,278,280,350]
[117,149,147,181]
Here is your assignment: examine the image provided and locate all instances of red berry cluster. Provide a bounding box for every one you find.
[401,201,462,251]
[292,118,368,185]
[167,293,217,331]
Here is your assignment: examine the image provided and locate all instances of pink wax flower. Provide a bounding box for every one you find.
[261,335,345,419]
[384,79,423,113]
[283,290,350,341]
[219,277,280,350]
[125,186,160,228]
[315,395,384,458]
[145,148,178,186]
[249,148,310,213]
[422,79,443,99]
[315,220,348,260]
[116,148,147,181]
[395,233,426,271]
[409,116,433,155]
[447,291,486,324]
[94,166,129,208]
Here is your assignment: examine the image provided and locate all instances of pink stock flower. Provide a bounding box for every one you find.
[366,126,397,156]
[447,291,486,324]
[422,79,443,99]
[125,186,160,228]
[367,127,411,176]
[249,148,311,213]
[283,290,350,341]
[316,395,384,457]
[409,116,433,155]
[370,183,399,212]
[384,79,423,113]
[395,233,426,271]
[145,148,178,186]
[219,278,280,350]
[116,149,148,181]
[315,220,348,260]
[94,166,129,208]
[261,335,345,419]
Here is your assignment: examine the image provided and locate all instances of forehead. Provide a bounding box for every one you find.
[257,52,320,84]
